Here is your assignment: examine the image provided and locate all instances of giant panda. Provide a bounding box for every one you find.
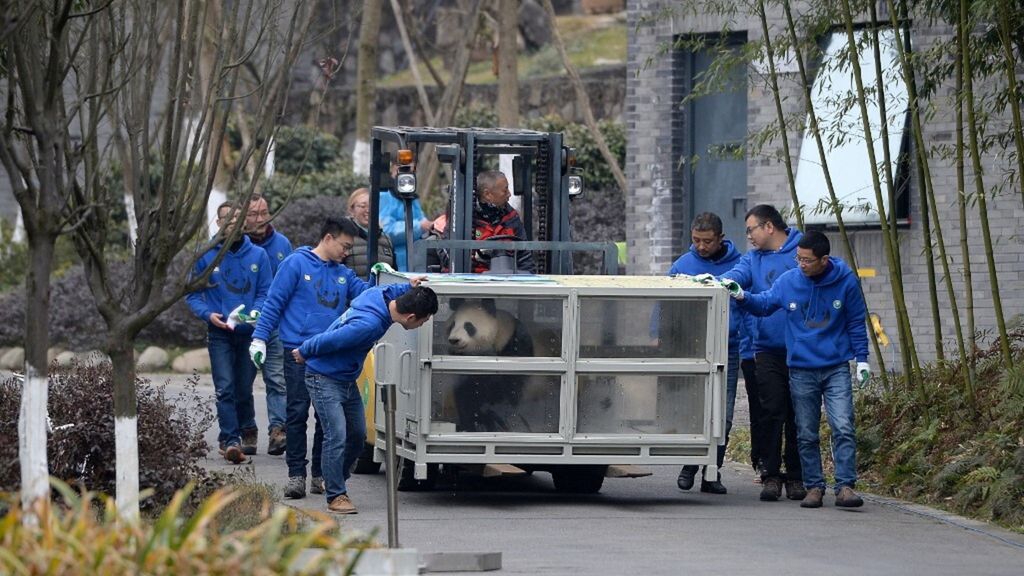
[445,298,534,357]
[445,298,536,432]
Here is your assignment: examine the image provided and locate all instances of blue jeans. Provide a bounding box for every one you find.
[306,371,366,502]
[262,331,286,429]
[284,350,323,478]
[208,327,258,446]
[789,363,858,491]
[686,346,739,478]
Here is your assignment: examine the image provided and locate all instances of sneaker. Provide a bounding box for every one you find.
[223,444,248,464]
[760,477,782,501]
[834,486,864,508]
[676,467,697,491]
[700,479,728,494]
[310,476,325,495]
[328,494,358,514]
[267,425,287,456]
[801,487,825,508]
[241,428,258,455]
[785,480,807,501]
[284,476,306,499]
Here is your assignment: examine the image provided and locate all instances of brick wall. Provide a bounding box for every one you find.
[626,1,1024,367]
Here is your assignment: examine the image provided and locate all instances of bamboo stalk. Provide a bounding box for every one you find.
[780,0,889,385]
[756,0,803,230]
[995,0,1024,210]
[955,5,978,380]
[837,0,917,384]
[960,0,1013,369]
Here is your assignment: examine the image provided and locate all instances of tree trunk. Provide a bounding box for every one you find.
[354,0,383,176]
[497,0,520,128]
[18,229,56,514]
[390,0,434,124]
[108,340,140,520]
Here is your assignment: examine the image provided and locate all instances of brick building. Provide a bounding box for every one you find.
[625,1,1024,368]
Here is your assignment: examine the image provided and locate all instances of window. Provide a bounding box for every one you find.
[794,28,911,226]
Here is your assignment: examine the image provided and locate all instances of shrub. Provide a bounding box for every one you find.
[272,124,345,176]
[0,363,215,510]
[0,482,372,575]
[262,159,368,214]
[271,194,349,249]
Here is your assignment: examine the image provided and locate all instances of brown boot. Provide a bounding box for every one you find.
[785,480,807,501]
[759,477,782,501]
[328,494,358,514]
[267,425,287,456]
[800,487,824,508]
[835,486,864,508]
[241,428,258,455]
[224,444,248,465]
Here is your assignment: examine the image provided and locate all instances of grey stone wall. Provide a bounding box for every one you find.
[626,1,1024,367]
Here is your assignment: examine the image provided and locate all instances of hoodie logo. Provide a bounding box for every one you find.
[766,269,779,284]
[833,299,843,310]
[250,264,259,273]
[788,302,797,311]
[304,274,311,281]
[338,277,346,284]
[277,252,285,261]
[315,278,341,310]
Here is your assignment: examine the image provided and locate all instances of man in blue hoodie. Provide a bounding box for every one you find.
[245,195,292,456]
[662,212,743,495]
[721,204,805,502]
[727,231,869,508]
[187,202,272,464]
[250,217,372,499]
[295,283,438,514]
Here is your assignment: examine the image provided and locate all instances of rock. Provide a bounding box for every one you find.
[54,351,77,367]
[136,346,170,371]
[0,347,24,371]
[518,0,551,52]
[171,348,211,374]
[47,347,65,364]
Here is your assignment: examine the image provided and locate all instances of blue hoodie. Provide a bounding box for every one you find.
[300,283,413,381]
[379,189,427,271]
[251,227,293,276]
[186,236,272,334]
[252,247,373,349]
[721,229,802,354]
[737,257,869,369]
[665,240,743,346]
[738,308,758,360]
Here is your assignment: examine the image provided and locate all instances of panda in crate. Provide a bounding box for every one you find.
[444,298,537,432]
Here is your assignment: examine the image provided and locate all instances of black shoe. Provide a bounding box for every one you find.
[700,479,728,494]
[760,477,782,501]
[785,480,807,500]
[676,467,697,491]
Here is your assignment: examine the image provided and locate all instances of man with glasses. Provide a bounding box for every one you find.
[720,204,805,502]
[245,195,293,456]
[249,217,373,499]
[659,212,744,494]
[725,231,869,508]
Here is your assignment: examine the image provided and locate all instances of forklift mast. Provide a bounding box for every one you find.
[366,126,578,274]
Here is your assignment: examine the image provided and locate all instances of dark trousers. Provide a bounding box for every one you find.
[754,351,801,481]
[283,350,323,478]
[741,358,764,471]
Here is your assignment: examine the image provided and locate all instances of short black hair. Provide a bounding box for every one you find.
[395,286,438,318]
[319,217,361,241]
[744,204,787,231]
[798,230,831,257]
[691,212,724,236]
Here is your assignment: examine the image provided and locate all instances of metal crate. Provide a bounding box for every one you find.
[373,271,730,481]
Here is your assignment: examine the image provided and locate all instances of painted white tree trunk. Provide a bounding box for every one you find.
[500,155,522,213]
[353,139,371,176]
[124,193,138,247]
[18,363,49,522]
[115,415,140,521]
[207,188,227,239]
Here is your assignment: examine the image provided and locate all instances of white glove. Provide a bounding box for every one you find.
[691,273,715,284]
[226,304,246,329]
[856,362,871,385]
[249,339,267,369]
[722,279,744,300]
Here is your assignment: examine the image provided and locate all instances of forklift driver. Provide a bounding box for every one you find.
[471,170,535,274]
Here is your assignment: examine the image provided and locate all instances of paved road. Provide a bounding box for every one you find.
[155,372,1024,576]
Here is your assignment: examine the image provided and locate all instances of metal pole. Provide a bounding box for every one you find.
[384,383,400,548]
[403,197,415,272]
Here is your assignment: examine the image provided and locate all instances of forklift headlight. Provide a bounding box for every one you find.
[395,173,417,197]
[568,175,583,197]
